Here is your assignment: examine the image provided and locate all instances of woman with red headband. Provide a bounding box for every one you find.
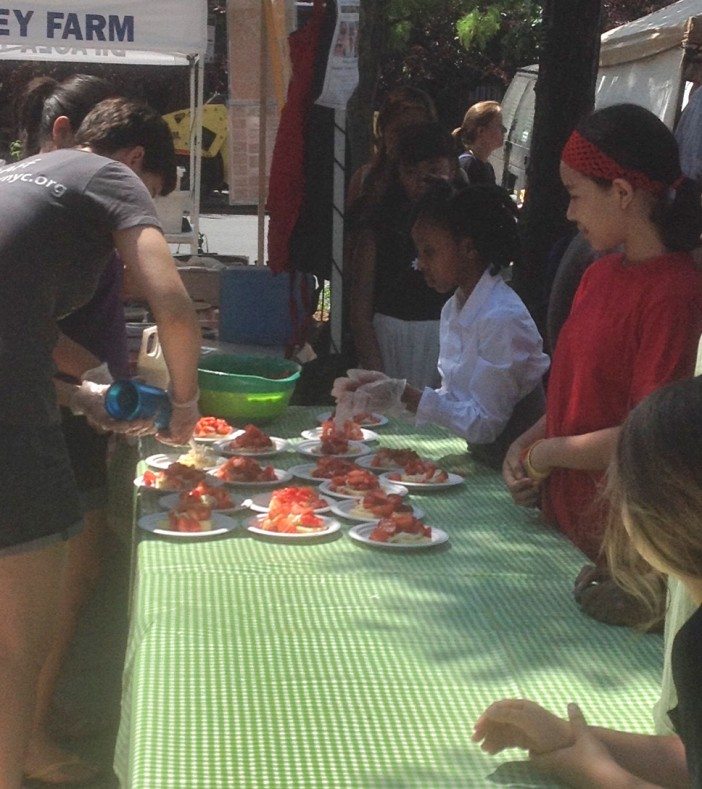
[503,103,702,627]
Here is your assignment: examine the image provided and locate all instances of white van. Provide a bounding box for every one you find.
[492,0,702,194]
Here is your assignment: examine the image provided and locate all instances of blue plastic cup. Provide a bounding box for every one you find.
[104,380,172,431]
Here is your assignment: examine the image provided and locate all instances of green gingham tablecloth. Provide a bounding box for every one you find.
[114,407,662,788]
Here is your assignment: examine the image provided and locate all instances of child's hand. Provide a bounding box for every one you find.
[331,369,388,399]
[351,377,407,416]
[531,703,625,787]
[472,699,573,756]
[503,441,540,507]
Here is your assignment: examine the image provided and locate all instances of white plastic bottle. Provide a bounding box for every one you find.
[137,325,171,390]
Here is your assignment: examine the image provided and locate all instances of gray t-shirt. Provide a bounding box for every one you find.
[0,148,161,424]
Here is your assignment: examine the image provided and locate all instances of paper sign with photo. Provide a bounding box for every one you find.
[316,3,359,109]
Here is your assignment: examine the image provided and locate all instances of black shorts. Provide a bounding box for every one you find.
[0,421,82,550]
[60,407,109,511]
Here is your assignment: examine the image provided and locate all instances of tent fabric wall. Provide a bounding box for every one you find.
[596,46,685,127]
[600,0,699,66]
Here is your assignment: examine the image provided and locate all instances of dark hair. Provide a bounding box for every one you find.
[576,103,702,252]
[375,87,437,142]
[395,122,456,168]
[75,98,177,195]
[15,74,115,157]
[350,89,438,219]
[412,181,520,274]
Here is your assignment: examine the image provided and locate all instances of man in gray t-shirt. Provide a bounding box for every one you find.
[0,97,202,786]
[0,148,160,426]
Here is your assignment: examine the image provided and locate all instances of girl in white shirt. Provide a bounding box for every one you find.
[338,183,549,468]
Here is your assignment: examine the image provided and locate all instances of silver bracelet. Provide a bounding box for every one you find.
[169,389,200,409]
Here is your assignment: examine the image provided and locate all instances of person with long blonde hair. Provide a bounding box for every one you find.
[474,376,702,787]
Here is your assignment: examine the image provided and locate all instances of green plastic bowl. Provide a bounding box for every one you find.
[198,354,300,424]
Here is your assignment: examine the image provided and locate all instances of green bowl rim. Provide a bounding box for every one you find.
[198,354,301,385]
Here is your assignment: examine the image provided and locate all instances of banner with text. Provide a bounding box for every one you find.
[0,1,206,58]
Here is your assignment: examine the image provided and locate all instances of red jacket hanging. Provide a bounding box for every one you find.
[267,0,326,273]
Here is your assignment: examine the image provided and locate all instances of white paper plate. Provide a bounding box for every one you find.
[138,511,239,538]
[245,490,334,514]
[356,454,405,472]
[300,427,379,443]
[328,498,424,523]
[348,522,448,550]
[144,452,220,472]
[134,474,205,494]
[192,430,238,444]
[296,440,371,459]
[316,411,388,427]
[244,514,341,541]
[213,434,288,458]
[318,479,408,500]
[158,492,240,514]
[206,468,293,489]
[287,463,325,483]
[378,471,464,491]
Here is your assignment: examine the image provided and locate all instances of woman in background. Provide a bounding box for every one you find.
[351,122,458,388]
[453,100,504,185]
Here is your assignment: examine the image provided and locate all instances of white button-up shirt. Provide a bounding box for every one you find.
[416,269,549,444]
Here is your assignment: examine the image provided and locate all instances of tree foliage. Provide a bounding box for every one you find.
[603,0,672,29]
[374,0,672,132]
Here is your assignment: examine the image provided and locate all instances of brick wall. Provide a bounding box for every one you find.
[227,0,282,205]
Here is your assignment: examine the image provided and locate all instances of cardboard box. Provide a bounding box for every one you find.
[177,267,221,306]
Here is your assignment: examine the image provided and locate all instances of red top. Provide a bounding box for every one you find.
[266,0,325,273]
[544,251,702,560]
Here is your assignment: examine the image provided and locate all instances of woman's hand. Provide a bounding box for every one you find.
[531,704,631,788]
[503,439,540,507]
[473,699,574,756]
[157,393,200,447]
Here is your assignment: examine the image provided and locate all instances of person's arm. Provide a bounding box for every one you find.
[503,415,546,507]
[350,228,383,372]
[412,311,549,445]
[474,700,688,788]
[53,332,101,380]
[346,164,369,212]
[527,426,620,474]
[588,728,690,788]
[113,226,200,444]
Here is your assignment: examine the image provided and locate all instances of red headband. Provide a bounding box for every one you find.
[561,130,684,196]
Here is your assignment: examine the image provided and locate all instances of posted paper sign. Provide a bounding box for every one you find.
[316,2,359,110]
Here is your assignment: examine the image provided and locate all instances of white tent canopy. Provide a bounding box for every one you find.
[599,0,698,66]
[0,1,207,249]
[597,0,700,126]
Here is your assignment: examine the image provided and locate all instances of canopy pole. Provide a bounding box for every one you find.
[330,108,346,354]
[257,0,269,266]
[191,53,204,253]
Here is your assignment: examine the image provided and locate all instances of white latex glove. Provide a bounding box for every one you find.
[69,381,113,433]
[158,391,200,447]
[331,370,390,424]
[346,377,407,417]
[80,361,114,385]
[331,369,388,400]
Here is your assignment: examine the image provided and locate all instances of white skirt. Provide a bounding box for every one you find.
[373,313,441,389]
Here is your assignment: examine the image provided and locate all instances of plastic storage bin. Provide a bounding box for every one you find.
[198,354,301,423]
[218,267,315,346]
